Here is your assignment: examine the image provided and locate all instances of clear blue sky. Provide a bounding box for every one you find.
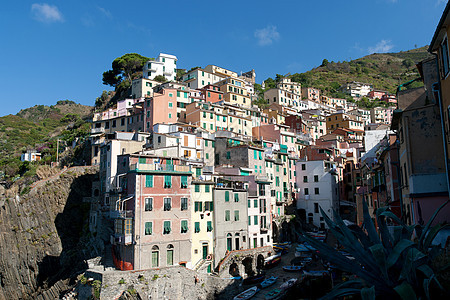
[0,0,447,116]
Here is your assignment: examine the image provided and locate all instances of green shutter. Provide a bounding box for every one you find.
[225,191,230,202]
[254,199,258,208]
[164,175,171,188]
[254,216,258,225]
[181,176,188,188]
[234,210,239,221]
[210,201,214,211]
[146,175,153,187]
[259,151,262,160]
[139,157,146,164]
[196,168,202,176]
[164,221,171,234]
[195,222,200,233]
[195,184,200,192]
[254,150,257,159]
[205,185,210,193]
[145,222,152,235]
[234,193,239,202]
[248,216,251,225]
[207,221,213,232]
[205,140,208,147]
[248,199,250,208]
[181,220,188,233]
[225,210,230,221]
[226,152,231,159]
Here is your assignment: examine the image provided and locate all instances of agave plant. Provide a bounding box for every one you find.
[296,199,450,300]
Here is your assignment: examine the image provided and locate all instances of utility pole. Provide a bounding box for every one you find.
[56,139,59,166]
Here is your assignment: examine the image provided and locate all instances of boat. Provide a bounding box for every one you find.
[259,276,277,289]
[282,265,303,272]
[264,288,285,300]
[264,254,281,269]
[273,242,291,247]
[273,247,289,255]
[234,286,259,300]
[279,278,298,290]
[294,251,312,258]
[242,273,265,285]
[302,270,329,277]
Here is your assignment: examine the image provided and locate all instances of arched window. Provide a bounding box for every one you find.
[152,245,159,268]
[167,244,174,266]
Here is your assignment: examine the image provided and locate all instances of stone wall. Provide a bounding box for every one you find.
[86,266,241,300]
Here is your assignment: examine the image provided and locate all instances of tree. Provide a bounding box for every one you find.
[321,59,329,67]
[102,53,151,88]
[153,75,167,83]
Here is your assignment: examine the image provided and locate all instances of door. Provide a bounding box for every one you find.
[202,244,208,259]
[227,237,232,251]
[167,250,173,266]
[152,251,159,267]
[235,237,240,250]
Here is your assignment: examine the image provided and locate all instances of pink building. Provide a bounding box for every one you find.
[112,155,193,270]
[381,94,397,104]
[367,90,387,100]
[144,88,178,132]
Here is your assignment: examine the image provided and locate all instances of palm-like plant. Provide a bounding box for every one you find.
[296,200,450,299]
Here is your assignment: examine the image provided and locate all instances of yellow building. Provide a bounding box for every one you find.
[326,112,364,133]
[191,180,215,273]
[216,77,252,107]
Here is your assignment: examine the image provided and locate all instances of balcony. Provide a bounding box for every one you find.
[91,127,105,134]
[111,233,133,245]
[110,210,134,219]
[130,163,192,174]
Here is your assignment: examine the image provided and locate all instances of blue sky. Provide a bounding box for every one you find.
[0,0,447,116]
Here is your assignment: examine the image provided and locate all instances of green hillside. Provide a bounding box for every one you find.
[0,101,93,182]
[263,46,432,99]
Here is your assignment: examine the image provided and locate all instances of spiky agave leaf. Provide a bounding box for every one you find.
[319,279,365,300]
[418,200,449,250]
[362,199,381,245]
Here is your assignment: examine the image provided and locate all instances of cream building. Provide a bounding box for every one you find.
[143,53,178,82]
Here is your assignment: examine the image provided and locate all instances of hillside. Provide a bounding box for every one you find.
[265,46,433,98]
[0,101,93,182]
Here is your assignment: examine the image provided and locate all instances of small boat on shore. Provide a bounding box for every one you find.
[282,265,303,272]
[264,254,281,269]
[234,286,259,300]
[264,288,284,300]
[302,270,329,277]
[279,278,298,290]
[259,276,277,289]
[242,273,265,285]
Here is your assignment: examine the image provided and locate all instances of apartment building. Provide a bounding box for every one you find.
[182,68,225,89]
[216,77,252,107]
[112,155,193,270]
[131,78,161,99]
[340,81,373,98]
[143,53,178,82]
[326,112,364,133]
[301,87,320,101]
[296,160,339,229]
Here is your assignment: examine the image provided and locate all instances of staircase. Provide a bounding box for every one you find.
[193,259,206,271]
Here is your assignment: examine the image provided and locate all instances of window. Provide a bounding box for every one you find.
[145,198,153,211]
[315,187,319,194]
[195,222,200,233]
[181,197,188,211]
[145,175,153,187]
[248,216,251,225]
[254,215,258,225]
[169,102,173,108]
[314,175,319,182]
[181,220,188,233]
[442,36,450,77]
[181,176,188,188]
[196,168,201,177]
[234,210,240,221]
[205,201,213,211]
[167,245,174,266]
[169,113,172,119]
[163,197,171,211]
[164,175,172,188]
[314,203,319,213]
[254,199,258,208]
[305,188,309,195]
[205,185,210,193]
[234,193,239,202]
[225,191,230,202]
[152,246,159,267]
[225,210,230,221]
[194,201,202,212]
[163,221,171,234]
[145,222,152,235]
[195,184,200,192]
[303,176,308,183]
[207,221,213,232]
[302,164,306,170]
[275,177,280,187]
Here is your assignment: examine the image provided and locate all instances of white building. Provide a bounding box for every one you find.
[21,151,41,162]
[182,68,226,89]
[295,160,339,229]
[340,81,373,98]
[143,53,178,82]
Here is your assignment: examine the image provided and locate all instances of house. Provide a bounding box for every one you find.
[390,57,449,226]
[21,150,41,162]
[264,79,303,111]
[112,155,193,270]
[131,78,161,99]
[182,68,226,89]
[340,81,373,98]
[143,53,178,82]
[215,77,252,107]
[296,160,339,229]
[301,87,320,102]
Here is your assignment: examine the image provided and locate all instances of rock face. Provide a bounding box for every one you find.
[0,166,99,300]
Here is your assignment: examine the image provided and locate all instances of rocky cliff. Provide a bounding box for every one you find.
[0,166,99,300]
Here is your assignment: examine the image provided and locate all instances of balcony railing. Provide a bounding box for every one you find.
[111,233,133,245]
[91,127,105,134]
[111,210,134,219]
[130,163,191,173]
